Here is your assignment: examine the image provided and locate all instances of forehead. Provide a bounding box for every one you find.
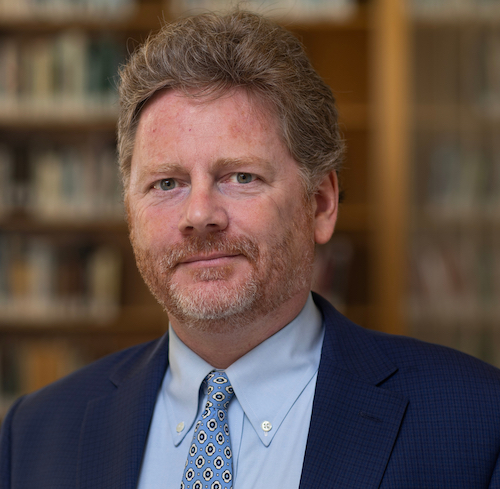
[131,88,292,172]
[138,87,280,139]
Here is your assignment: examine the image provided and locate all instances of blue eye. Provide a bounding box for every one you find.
[236,173,253,184]
[158,179,176,190]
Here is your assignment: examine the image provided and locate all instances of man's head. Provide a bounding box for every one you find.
[119,10,342,364]
[118,9,344,195]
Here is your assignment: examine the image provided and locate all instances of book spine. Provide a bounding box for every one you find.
[0,0,136,20]
[0,235,122,322]
[0,34,124,118]
[168,0,358,22]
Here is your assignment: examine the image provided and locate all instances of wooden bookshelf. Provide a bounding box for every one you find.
[0,109,118,130]
[0,305,167,335]
[408,0,500,366]
[0,0,413,417]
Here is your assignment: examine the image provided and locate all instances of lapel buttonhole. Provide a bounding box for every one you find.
[359,411,382,423]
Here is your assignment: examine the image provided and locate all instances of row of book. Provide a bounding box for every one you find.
[0,0,135,21]
[0,234,122,323]
[409,232,500,368]
[409,233,500,325]
[169,0,357,22]
[413,26,500,111]
[410,0,500,19]
[0,142,123,221]
[410,319,500,368]
[414,133,500,221]
[0,32,124,117]
[410,13,500,369]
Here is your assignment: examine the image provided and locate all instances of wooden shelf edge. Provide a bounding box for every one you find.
[412,212,500,233]
[0,216,127,234]
[0,105,118,131]
[0,306,168,335]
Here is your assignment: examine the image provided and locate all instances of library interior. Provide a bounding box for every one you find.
[1,0,499,421]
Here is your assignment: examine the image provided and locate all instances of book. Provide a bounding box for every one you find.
[0,145,13,216]
[410,0,500,20]
[27,141,123,222]
[0,0,136,21]
[168,0,357,22]
[0,33,125,119]
[0,234,123,323]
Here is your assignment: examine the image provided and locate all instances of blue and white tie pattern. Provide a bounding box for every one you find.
[181,371,235,489]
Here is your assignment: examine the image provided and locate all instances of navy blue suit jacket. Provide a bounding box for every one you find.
[2,294,500,488]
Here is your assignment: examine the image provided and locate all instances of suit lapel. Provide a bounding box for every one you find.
[299,295,408,488]
[77,335,169,489]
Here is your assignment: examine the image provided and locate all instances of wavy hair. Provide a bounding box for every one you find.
[118,9,344,193]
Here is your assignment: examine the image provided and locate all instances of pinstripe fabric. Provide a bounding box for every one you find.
[2,294,500,488]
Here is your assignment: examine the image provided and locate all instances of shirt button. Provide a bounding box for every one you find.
[176,422,185,433]
[261,421,272,432]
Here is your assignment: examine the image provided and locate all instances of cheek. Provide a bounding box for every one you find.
[129,203,177,249]
[229,200,278,237]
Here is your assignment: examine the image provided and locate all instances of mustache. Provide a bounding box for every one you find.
[160,234,260,270]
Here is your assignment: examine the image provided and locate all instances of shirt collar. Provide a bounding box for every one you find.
[163,326,214,446]
[163,293,324,447]
[226,294,323,446]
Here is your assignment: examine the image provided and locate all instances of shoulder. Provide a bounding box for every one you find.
[374,327,500,380]
[1,335,168,486]
[314,292,500,397]
[369,328,500,409]
[310,294,500,486]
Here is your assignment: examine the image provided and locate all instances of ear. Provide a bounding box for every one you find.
[313,171,339,245]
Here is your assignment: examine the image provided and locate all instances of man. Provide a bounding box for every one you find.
[2,10,500,489]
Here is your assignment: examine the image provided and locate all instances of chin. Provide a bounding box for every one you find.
[165,278,259,325]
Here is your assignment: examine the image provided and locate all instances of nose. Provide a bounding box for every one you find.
[178,184,229,235]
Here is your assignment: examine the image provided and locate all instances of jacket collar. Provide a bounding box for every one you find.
[299,293,408,488]
[77,334,169,489]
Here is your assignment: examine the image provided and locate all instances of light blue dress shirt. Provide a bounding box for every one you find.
[137,293,324,489]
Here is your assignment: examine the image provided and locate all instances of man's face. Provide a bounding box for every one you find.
[126,88,319,331]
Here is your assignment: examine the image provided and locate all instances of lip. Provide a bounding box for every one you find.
[180,252,241,266]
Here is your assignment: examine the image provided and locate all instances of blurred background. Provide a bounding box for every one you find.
[0,0,499,420]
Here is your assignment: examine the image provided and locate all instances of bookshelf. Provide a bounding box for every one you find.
[0,0,170,418]
[408,0,500,366]
[0,0,412,418]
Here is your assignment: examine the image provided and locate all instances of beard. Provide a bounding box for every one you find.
[129,207,315,333]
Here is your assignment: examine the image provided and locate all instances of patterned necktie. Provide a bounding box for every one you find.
[181,371,235,489]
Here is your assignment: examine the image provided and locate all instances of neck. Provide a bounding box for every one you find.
[168,290,310,369]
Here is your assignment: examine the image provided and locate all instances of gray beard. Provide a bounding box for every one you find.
[168,272,259,321]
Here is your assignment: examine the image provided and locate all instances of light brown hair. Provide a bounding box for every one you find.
[118,9,344,193]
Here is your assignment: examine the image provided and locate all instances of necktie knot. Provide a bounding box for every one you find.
[206,371,234,410]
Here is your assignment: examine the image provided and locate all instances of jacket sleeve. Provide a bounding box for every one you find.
[0,396,25,489]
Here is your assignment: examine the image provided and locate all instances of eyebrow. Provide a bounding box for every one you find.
[213,156,275,173]
[136,156,276,181]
